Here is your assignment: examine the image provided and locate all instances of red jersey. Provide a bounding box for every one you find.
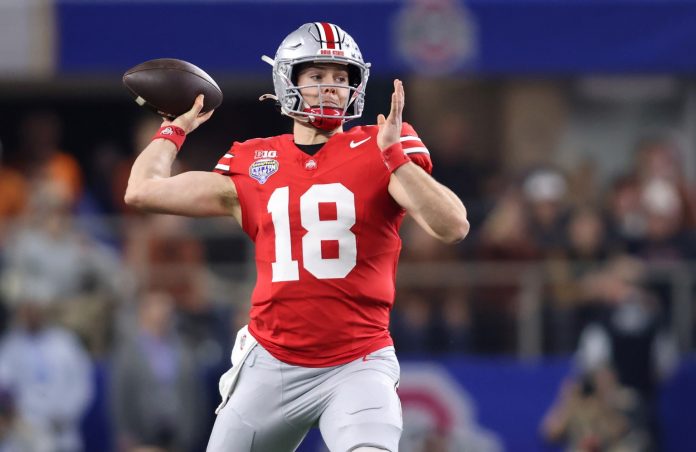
[213,123,432,366]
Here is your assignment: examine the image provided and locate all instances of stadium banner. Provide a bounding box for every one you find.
[293,355,696,452]
[55,0,696,76]
[81,355,695,452]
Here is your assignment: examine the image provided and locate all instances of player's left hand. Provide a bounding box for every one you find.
[377,79,404,151]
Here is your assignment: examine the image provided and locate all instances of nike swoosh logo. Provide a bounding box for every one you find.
[349,137,371,149]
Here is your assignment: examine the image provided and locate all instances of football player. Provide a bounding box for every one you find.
[125,22,469,452]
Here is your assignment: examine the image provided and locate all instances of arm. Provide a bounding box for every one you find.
[124,95,241,223]
[540,378,577,443]
[379,80,469,243]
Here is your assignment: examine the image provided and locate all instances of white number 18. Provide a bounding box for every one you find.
[267,183,357,282]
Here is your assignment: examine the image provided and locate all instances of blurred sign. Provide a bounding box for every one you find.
[394,0,478,75]
[54,0,696,76]
[0,0,54,78]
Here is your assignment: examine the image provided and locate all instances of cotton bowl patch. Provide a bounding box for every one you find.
[249,159,279,184]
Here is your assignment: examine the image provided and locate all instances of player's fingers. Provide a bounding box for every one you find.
[384,94,396,124]
[399,79,405,108]
[188,94,205,117]
[377,113,386,125]
[198,109,214,123]
[394,79,404,114]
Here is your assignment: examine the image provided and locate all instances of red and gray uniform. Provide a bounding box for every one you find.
[208,123,431,452]
[213,123,432,367]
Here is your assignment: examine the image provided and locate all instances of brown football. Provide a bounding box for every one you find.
[122,58,223,119]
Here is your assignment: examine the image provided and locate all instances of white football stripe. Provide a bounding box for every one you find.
[314,22,327,47]
[400,136,421,142]
[224,153,233,158]
[404,147,430,155]
[331,24,341,48]
[215,164,230,171]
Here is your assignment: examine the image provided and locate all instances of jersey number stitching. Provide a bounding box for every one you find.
[268,183,357,282]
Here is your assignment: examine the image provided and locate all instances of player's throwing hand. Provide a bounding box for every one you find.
[377,79,405,151]
[163,94,215,134]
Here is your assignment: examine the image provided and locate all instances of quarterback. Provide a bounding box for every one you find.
[125,22,469,452]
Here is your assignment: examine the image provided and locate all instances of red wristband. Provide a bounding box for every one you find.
[152,125,186,151]
[381,142,410,173]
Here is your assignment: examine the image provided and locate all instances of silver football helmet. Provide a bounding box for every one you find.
[261,22,371,129]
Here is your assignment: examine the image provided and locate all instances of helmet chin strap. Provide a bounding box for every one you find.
[259,91,345,131]
[302,105,344,131]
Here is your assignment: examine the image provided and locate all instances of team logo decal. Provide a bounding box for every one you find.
[249,158,279,184]
[394,0,478,75]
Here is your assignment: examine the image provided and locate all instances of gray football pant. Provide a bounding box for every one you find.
[207,344,402,452]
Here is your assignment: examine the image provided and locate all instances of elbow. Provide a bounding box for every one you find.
[124,184,146,210]
[442,216,470,244]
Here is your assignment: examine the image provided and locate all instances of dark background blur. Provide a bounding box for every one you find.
[1,1,695,451]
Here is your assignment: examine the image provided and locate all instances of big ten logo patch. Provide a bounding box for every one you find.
[254,150,277,159]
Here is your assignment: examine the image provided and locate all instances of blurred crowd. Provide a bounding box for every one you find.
[0,107,693,452]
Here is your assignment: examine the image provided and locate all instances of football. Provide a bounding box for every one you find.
[122,58,223,119]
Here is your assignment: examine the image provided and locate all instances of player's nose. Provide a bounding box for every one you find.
[322,84,337,94]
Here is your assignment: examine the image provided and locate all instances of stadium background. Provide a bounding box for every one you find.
[1,0,695,451]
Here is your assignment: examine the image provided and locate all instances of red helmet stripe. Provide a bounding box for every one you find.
[320,22,336,49]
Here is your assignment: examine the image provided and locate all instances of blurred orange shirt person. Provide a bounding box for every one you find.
[0,166,28,232]
[41,152,83,203]
[15,112,83,205]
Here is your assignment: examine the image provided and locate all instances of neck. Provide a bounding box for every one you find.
[293,120,342,145]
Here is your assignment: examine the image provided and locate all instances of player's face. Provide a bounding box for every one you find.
[296,63,350,110]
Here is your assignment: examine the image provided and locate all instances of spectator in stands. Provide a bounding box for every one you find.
[604,174,645,250]
[12,111,83,206]
[0,385,52,452]
[390,290,436,354]
[472,188,541,353]
[2,181,132,355]
[632,134,696,229]
[0,286,94,452]
[541,366,649,452]
[111,290,207,452]
[629,178,696,263]
[124,214,207,314]
[574,256,678,448]
[546,205,613,353]
[434,289,472,353]
[427,110,495,228]
[521,166,570,256]
[0,139,28,237]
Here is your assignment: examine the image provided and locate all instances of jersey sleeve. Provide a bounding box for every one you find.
[401,122,433,175]
[211,143,259,240]
[213,146,239,176]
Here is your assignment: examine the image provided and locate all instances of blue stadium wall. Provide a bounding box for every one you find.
[56,0,696,77]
